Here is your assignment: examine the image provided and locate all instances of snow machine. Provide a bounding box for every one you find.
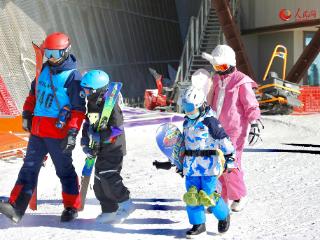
[256,45,302,115]
[144,68,174,111]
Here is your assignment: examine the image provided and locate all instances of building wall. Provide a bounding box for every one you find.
[240,0,319,83]
[243,31,294,83]
[258,32,294,81]
[240,0,319,29]
[0,0,182,110]
[175,0,202,41]
[242,34,259,80]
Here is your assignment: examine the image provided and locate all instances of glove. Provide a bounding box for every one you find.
[248,119,264,146]
[61,128,78,154]
[88,125,100,143]
[224,154,238,173]
[153,160,172,170]
[82,145,95,158]
[22,111,33,132]
[175,167,184,178]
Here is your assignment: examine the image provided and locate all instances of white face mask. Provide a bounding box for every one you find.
[187,111,200,120]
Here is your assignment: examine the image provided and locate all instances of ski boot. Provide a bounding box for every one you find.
[230,196,247,212]
[0,192,31,223]
[116,198,135,222]
[0,201,23,223]
[218,214,230,233]
[183,186,200,206]
[186,223,206,239]
[96,212,117,224]
[61,207,78,222]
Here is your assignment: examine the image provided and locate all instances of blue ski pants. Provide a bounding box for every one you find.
[185,175,229,225]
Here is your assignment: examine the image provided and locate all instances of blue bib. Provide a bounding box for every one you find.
[34,66,74,117]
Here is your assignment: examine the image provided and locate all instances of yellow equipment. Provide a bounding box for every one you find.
[257,45,301,114]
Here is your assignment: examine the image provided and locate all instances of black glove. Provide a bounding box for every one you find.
[175,167,184,178]
[82,145,95,158]
[22,111,33,132]
[61,128,78,154]
[153,160,173,170]
[248,119,264,146]
[224,154,238,173]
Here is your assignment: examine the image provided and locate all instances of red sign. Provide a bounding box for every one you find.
[279,9,292,21]
[279,8,318,22]
[295,8,317,21]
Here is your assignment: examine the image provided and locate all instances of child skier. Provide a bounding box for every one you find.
[80,70,133,223]
[181,85,235,238]
[0,32,86,223]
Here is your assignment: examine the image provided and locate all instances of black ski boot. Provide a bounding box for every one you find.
[0,192,31,223]
[0,201,23,223]
[186,223,206,238]
[61,207,78,222]
[218,214,230,233]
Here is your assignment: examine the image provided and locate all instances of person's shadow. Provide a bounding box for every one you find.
[0,197,219,238]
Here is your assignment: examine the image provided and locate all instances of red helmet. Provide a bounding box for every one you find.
[42,32,70,50]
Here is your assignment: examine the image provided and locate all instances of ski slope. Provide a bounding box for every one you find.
[0,113,320,240]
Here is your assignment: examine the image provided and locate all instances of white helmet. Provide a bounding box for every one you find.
[191,69,211,96]
[202,44,236,66]
[182,86,206,112]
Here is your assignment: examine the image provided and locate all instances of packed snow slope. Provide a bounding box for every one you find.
[0,114,320,240]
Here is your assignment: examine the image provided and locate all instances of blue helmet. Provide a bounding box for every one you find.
[81,70,110,90]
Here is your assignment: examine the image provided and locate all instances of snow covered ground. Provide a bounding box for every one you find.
[1,113,320,240]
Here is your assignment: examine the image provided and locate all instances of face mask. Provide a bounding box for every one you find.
[187,111,200,120]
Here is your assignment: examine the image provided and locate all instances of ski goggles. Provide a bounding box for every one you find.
[182,101,196,113]
[213,64,230,72]
[80,87,96,97]
[44,49,63,59]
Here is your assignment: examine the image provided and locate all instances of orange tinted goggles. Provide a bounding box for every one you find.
[213,64,229,72]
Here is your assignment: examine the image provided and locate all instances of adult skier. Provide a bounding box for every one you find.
[202,44,262,212]
[0,32,86,223]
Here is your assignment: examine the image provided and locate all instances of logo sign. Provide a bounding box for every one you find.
[279,8,292,21]
[279,8,318,22]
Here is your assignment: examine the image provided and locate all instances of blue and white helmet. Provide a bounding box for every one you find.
[81,70,110,90]
[182,86,206,113]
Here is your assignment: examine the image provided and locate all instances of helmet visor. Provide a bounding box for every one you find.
[213,64,229,72]
[45,49,63,59]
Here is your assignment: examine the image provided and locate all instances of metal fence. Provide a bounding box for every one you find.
[0,0,182,111]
